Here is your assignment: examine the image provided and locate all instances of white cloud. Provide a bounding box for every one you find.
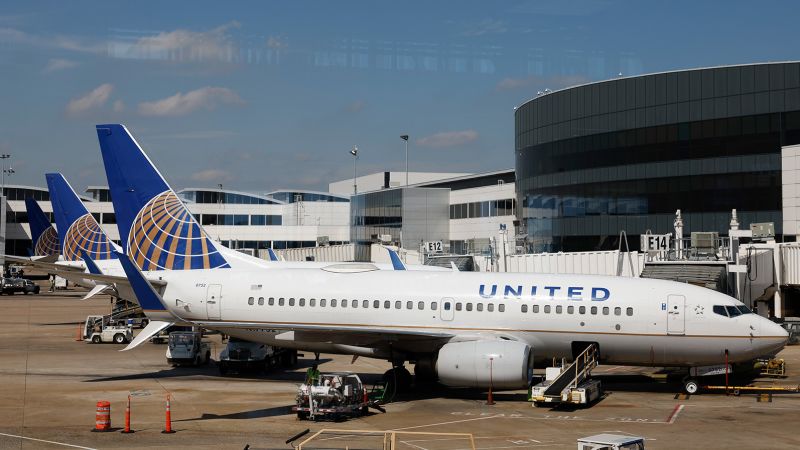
[43,58,78,73]
[416,130,479,148]
[0,27,104,54]
[190,169,231,182]
[65,83,113,116]
[132,22,239,62]
[113,100,125,112]
[138,87,245,117]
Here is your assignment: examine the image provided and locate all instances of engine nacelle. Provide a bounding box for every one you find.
[435,340,533,389]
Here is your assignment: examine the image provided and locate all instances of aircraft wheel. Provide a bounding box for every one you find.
[684,379,699,394]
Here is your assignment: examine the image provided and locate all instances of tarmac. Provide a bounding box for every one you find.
[1,288,800,449]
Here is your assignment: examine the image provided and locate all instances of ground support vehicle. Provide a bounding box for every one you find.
[1,278,40,295]
[577,434,645,450]
[218,338,297,375]
[166,331,211,366]
[83,315,133,344]
[531,345,601,407]
[294,372,371,421]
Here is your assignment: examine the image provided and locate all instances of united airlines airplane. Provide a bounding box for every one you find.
[76,123,788,394]
[24,197,60,258]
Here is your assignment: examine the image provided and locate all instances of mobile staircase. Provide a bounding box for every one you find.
[531,344,602,406]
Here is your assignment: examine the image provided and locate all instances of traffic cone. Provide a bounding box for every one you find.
[121,395,133,433]
[162,394,176,434]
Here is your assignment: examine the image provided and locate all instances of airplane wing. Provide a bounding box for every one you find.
[3,254,84,273]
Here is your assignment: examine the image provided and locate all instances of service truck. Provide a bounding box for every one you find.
[166,331,211,366]
[218,337,298,375]
[83,315,133,344]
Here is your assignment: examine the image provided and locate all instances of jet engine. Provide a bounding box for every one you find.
[435,340,533,389]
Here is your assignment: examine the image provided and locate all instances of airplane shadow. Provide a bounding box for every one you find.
[174,405,293,422]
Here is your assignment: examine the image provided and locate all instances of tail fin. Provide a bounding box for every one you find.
[45,173,118,261]
[267,248,279,262]
[24,198,60,257]
[96,124,229,271]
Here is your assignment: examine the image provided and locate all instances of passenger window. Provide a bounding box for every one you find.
[384,301,391,309]
[579,306,586,314]
[477,303,484,312]
[556,305,562,314]
[544,305,551,313]
[258,297,264,306]
[533,304,539,313]
[443,302,450,311]
[432,302,437,310]
[499,304,505,313]
[466,303,473,311]
[288,298,295,306]
[352,300,358,308]
[310,298,316,307]
[521,304,528,313]
[279,298,285,306]
[418,301,424,310]
[363,300,369,308]
[614,307,621,316]
[331,299,337,307]
[626,307,633,316]
[320,299,327,307]
[487,304,494,312]
[299,298,305,307]
[591,306,597,315]
[395,301,401,309]
[373,300,380,308]
[341,299,347,308]
[713,305,728,317]
[456,303,463,311]
[602,307,609,315]
[725,306,742,317]
[248,297,254,305]
[406,301,412,310]
[567,306,574,314]
[269,297,275,306]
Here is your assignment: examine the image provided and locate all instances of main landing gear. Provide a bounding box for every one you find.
[383,365,412,395]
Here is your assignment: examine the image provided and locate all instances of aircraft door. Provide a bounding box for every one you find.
[440,297,454,321]
[667,294,685,335]
[206,284,222,320]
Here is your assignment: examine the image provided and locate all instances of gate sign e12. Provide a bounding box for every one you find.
[642,234,671,251]
[424,241,443,253]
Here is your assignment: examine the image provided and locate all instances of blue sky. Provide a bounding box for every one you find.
[1,1,798,193]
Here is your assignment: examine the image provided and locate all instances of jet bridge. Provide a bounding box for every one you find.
[530,344,601,406]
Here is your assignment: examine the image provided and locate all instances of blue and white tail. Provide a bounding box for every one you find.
[95,124,230,271]
[25,197,60,257]
[45,173,119,261]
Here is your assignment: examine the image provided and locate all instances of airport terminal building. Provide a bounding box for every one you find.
[515,61,800,252]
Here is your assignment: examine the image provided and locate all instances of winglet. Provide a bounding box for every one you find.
[113,251,168,312]
[386,247,406,270]
[82,252,103,275]
[267,248,279,261]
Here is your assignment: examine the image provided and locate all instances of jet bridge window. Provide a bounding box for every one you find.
[288,298,295,306]
[279,298,285,306]
[487,304,494,312]
[521,304,528,313]
[614,307,621,316]
[627,307,633,316]
[258,297,264,306]
[248,297,254,305]
[269,297,275,306]
[456,303,463,311]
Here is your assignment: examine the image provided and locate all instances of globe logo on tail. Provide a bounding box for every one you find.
[62,214,116,261]
[34,226,61,256]
[128,191,229,271]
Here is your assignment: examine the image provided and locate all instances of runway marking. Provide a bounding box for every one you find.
[392,414,505,430]
[667,404,684,424]
[0,432,97,449]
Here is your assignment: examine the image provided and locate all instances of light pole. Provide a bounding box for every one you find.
[0,154,10,195]
[0,154,11,269]
[349,146,359,195]
[400,135,409,186]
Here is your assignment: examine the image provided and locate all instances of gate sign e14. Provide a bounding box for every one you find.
[642,234,671,251]
[424,241,443,253]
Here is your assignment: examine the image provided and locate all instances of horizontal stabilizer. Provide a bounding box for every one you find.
[121,320,173,351]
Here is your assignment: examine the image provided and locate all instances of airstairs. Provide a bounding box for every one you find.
[531,344,602,406]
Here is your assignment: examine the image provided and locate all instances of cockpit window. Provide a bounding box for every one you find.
[725,305,742,317]
[737,305,752,315]
[713,305,728,317]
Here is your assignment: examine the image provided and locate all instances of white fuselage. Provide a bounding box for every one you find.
[149,267,787,368]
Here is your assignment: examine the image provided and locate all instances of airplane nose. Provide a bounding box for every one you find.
[754,318,789,357]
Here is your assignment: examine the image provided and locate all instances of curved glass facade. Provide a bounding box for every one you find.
[515,62,800,252]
